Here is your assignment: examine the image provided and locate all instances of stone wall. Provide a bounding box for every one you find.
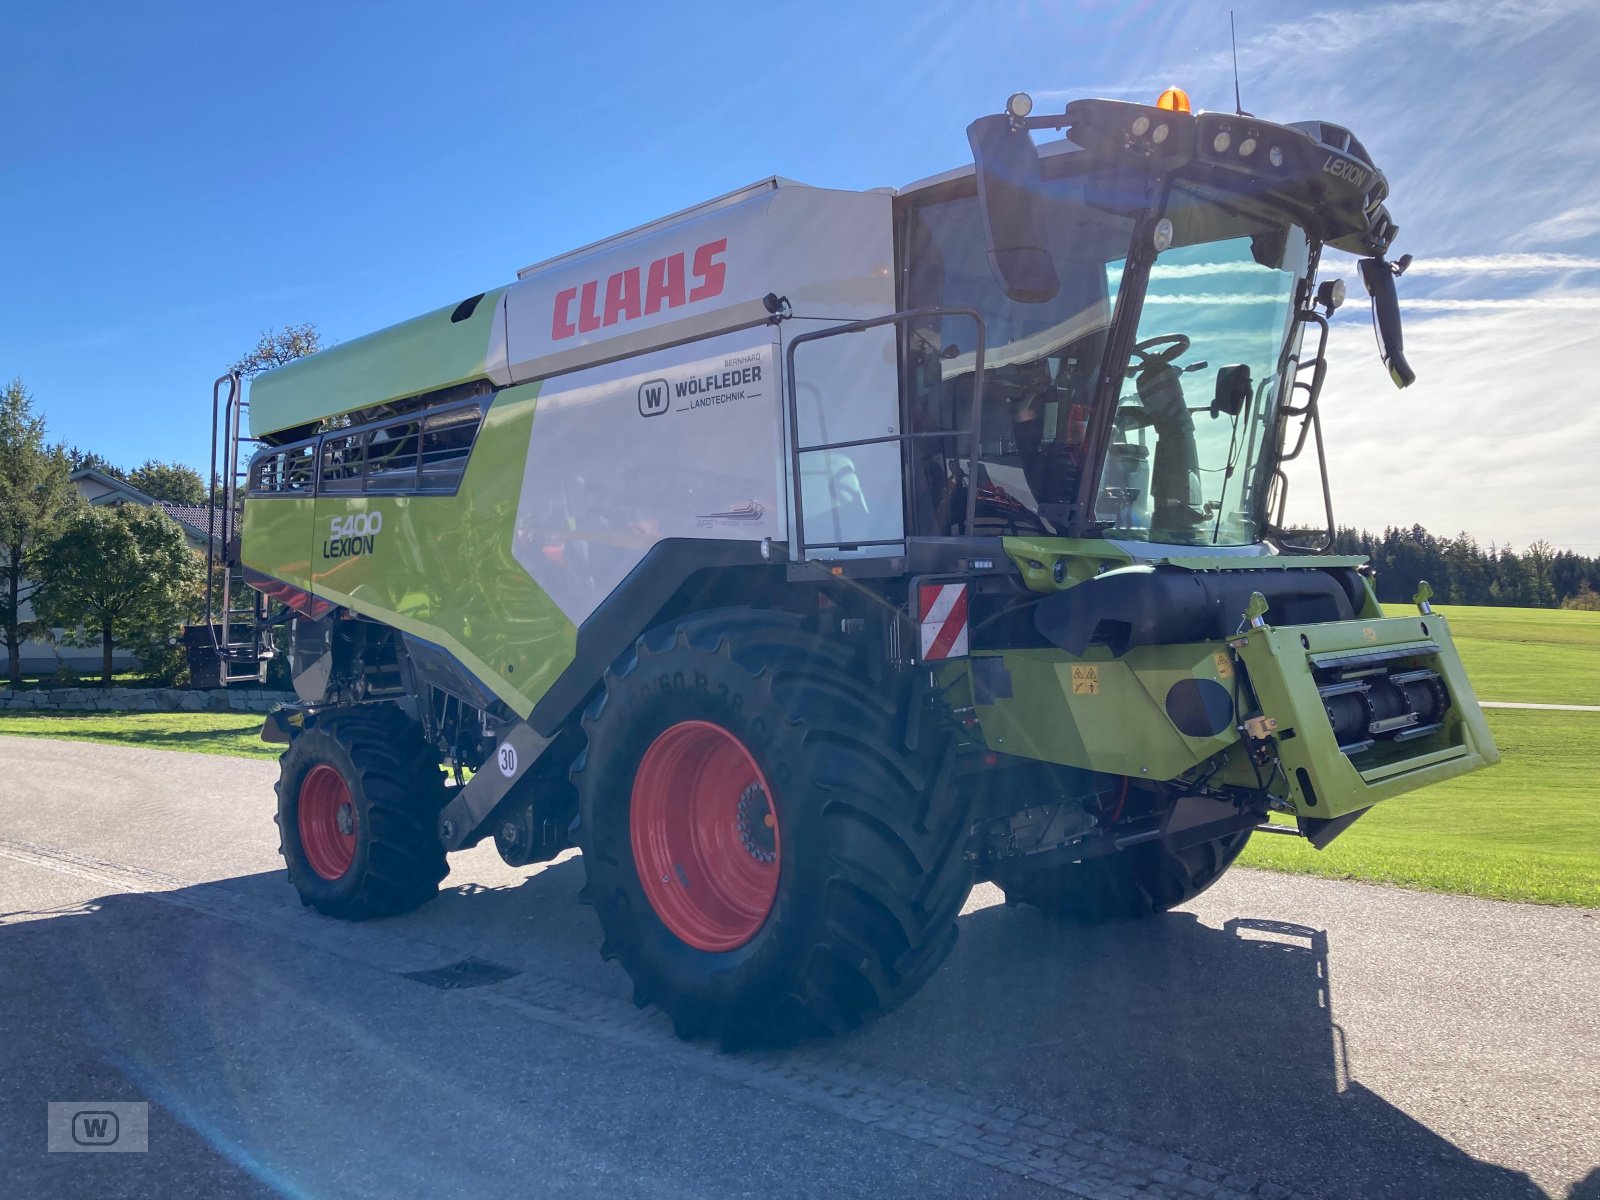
[0,688,295,714]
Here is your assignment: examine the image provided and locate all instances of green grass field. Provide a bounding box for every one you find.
[1438,604,1600,706]
[0,711,278,759]
[1232,604,1600,906]
[1238,707,1599,906]
[0,605,1595,904]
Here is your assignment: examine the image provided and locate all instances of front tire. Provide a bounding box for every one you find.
[574,611,973,1047]
[275,707,449,919]
[998,826,1252,922]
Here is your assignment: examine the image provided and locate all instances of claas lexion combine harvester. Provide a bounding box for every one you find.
[202,86,1497,1045]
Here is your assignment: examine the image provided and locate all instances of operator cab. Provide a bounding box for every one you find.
[889,90,1410,552]
[898,138,1310,547]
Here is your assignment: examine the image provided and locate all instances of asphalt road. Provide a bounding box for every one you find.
[1,737,1595,1200]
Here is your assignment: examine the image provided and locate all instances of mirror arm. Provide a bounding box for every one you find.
[1358,254,1416,389]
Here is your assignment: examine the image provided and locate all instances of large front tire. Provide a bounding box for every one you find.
[574,612,973,1047]
[998,826,1252,922]
[275,707,449,920]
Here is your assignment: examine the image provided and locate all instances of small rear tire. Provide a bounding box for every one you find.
[275,707,449,920]
[998,828,1252,922]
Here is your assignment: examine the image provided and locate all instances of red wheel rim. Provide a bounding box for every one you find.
[630,720,781,952]
[299,764,356,881]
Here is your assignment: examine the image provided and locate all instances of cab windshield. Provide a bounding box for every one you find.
[901,166,1310,546]
[1100,184,1308,545]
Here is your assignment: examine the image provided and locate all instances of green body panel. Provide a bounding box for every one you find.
[962,607,1498,820]
[1218,612,1498,817]
[1001,537,1132,591]
[999,535,1375,609]
[966,644,1239,779]
[241,492,316,596]
[244,380,574,718]
[247,288,506,438]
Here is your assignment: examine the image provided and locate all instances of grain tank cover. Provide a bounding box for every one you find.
[247,177,893,440]
[500,179,893,385]
[247,287,510,439]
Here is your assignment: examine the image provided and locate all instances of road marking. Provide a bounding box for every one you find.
[0,834,1311,1200]
[1481,702,1600,712]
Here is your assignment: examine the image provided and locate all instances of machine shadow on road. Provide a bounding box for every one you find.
[0,858,1552,1200]
[876,896,1549,1199]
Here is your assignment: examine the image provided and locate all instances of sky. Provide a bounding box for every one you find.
[3,0,1597,552]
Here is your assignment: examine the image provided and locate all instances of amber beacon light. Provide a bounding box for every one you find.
[1155,86,1191,112]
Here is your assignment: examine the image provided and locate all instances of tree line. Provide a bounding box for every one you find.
[0,326,323,687]
[1328,525,1600,611]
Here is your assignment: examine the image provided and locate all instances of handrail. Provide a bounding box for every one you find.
[1267,311,1336,552]
[784,307,987,561]
[204,371,272,677]
[205,373,241,656]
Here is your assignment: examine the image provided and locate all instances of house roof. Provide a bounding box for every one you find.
[68,469,220,548]
[69,467,161,506]
[156,503,224,544]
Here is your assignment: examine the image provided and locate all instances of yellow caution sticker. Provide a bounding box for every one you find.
[1070,664,1099,695]
[1363,627,1378,643]
[1213,651,1234,679]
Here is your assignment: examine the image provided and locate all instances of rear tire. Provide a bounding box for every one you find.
[573,610,973,1048]
[998,827,1251,922]
[275,707,449,919]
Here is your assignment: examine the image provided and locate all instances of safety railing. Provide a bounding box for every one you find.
[204,372,269,683]
[784,307,988,561]
[1266,309,1335,553]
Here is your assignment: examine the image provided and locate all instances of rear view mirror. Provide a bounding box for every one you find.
[1358,255,1416,389]
[1212,364,1251,417]
[967,115,1060,304]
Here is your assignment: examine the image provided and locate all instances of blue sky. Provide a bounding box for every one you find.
[3,0,1597,550]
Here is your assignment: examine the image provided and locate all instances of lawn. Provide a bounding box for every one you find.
[1440,604,1600,706]
[1238,707,1600,906]
[0,710,278,760]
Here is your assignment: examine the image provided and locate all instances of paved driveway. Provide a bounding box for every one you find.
[0,737,1594,1199]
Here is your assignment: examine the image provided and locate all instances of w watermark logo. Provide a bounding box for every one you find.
[48,1102,148,1153]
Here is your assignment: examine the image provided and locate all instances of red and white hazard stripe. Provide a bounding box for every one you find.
[918,583,969,661]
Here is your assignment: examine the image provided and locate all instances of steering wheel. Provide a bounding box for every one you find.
[1127,333,1191,374]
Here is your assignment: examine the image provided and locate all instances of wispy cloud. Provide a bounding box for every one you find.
[1229,0,1586,61]
[1147,262,1260,280]
[1517,202,1600,246]
[1318,302,1600,550]
[1403,294,1600,311]
[1404,253,1600,275]
[1141,292,1286,305]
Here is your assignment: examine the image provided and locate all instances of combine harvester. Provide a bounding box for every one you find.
[204,87,1498,1045]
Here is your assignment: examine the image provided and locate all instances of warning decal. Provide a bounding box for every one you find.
[1070,665,1100,695]
[918,583,969,660]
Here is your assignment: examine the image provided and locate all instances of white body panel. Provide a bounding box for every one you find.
[501,180,905,564]
[512,330,785,626]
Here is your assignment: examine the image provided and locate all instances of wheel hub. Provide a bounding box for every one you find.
[735,783,777,863]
